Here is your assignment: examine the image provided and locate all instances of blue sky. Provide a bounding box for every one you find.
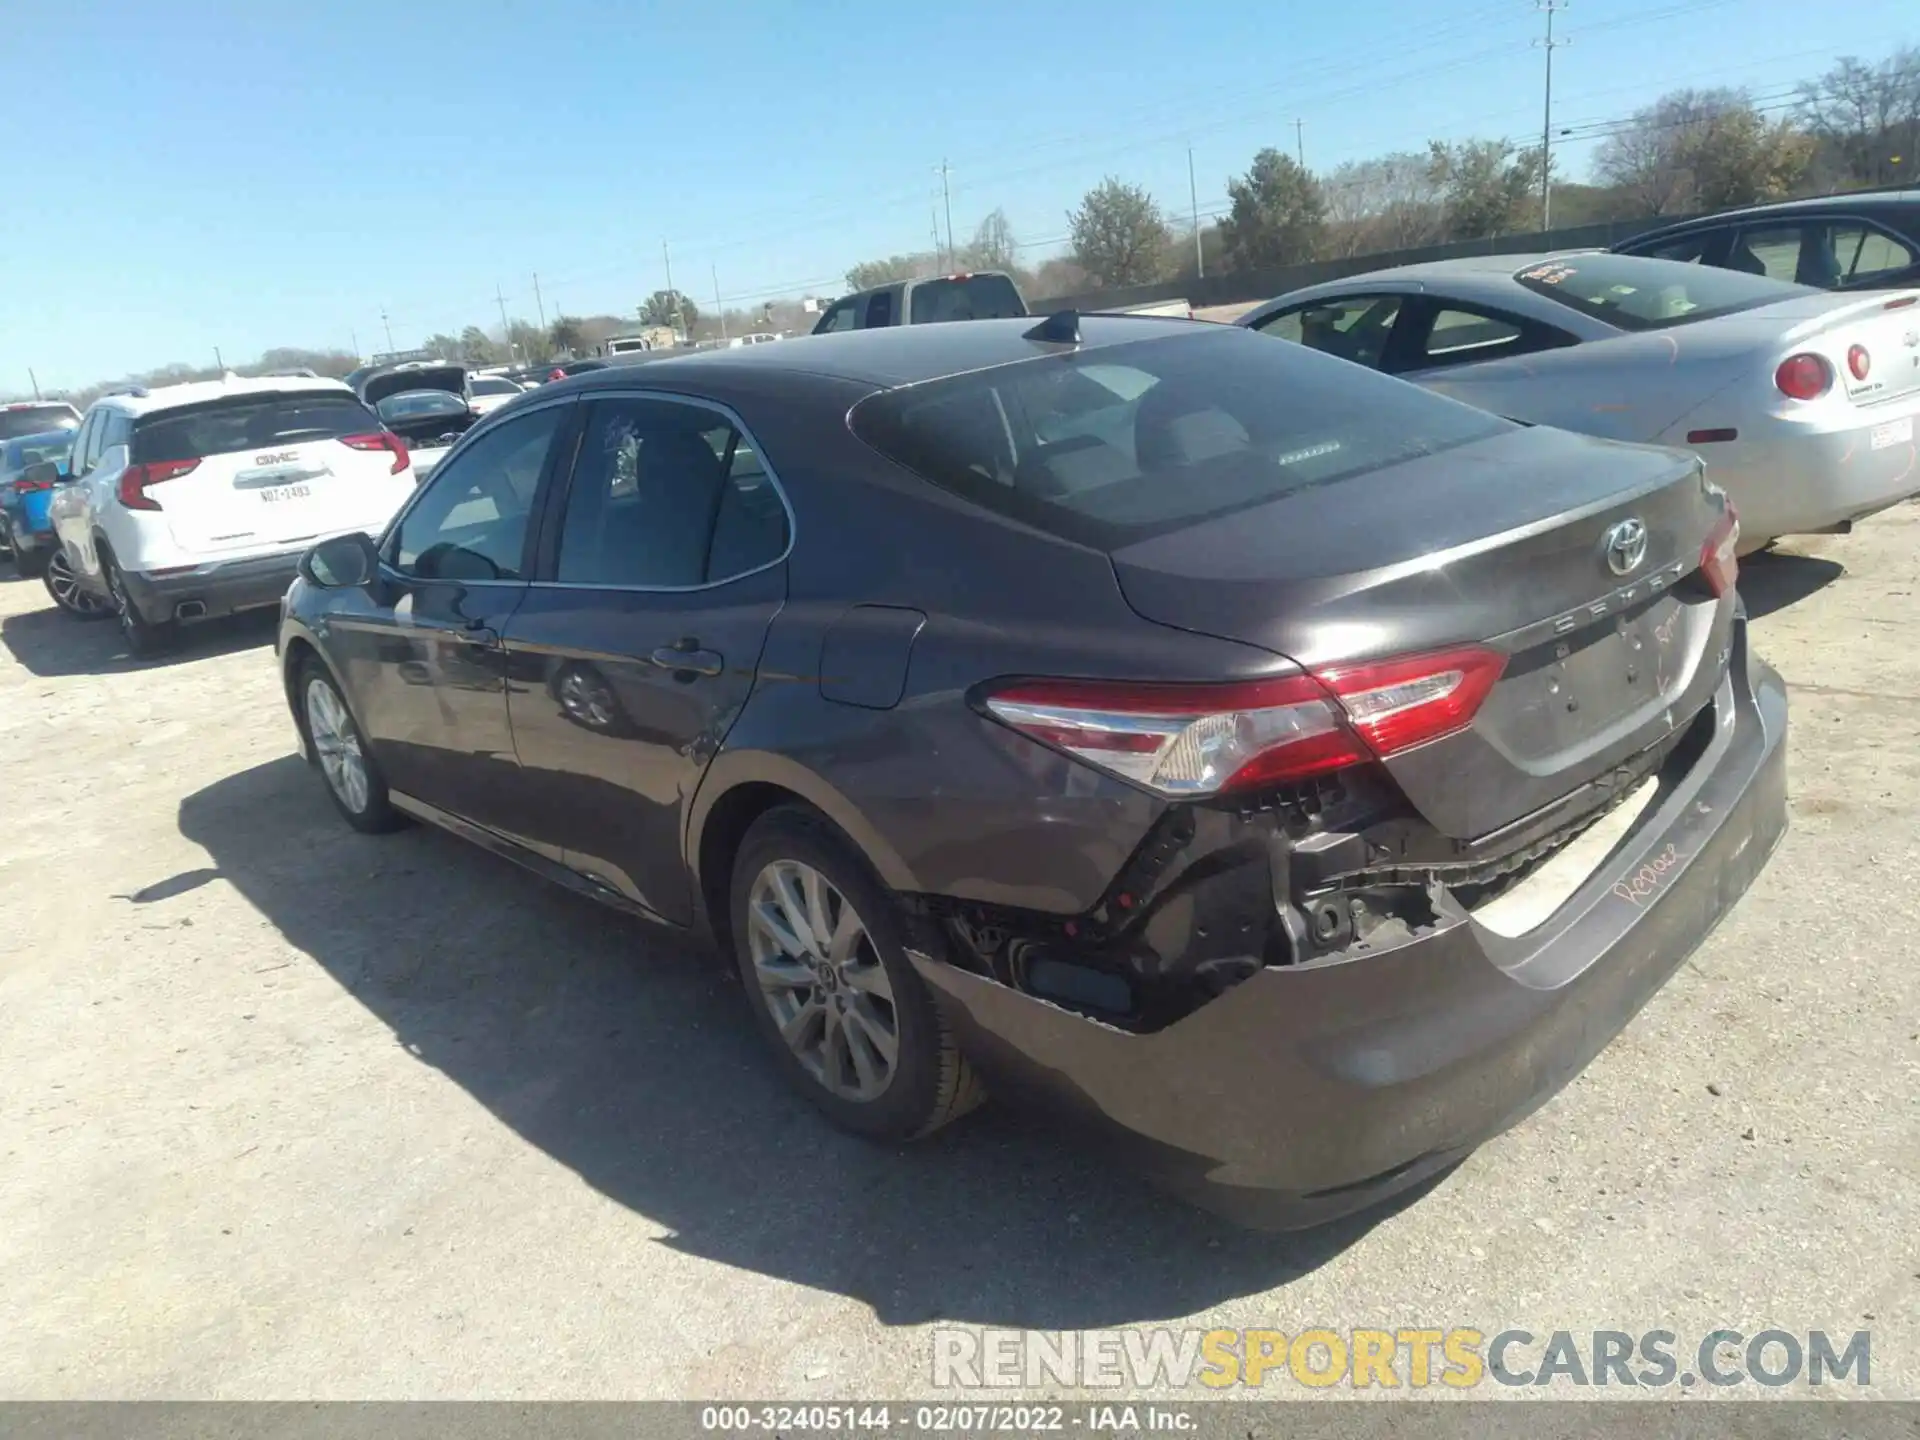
[2,0,1913,391]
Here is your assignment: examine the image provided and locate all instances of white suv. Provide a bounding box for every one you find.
[48,375,418,652]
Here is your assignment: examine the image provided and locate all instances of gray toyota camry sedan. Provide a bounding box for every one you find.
[276,314,1787,1226]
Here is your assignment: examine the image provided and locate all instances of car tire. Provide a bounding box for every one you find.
[729,805,983,1141]
[102,548,177,656]
[298,656,404,835]
[42,548,109,619]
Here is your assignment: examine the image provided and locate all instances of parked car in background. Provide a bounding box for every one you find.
[0,399,81,441]
[810,271,1028,333]
[1239,251,1920,547]
[1611,187,1920,292]
[354,362,476,481]
[0,428,79,581]
[47,375,418,651]
[277,317,1784,1226]
[468,374,526,415]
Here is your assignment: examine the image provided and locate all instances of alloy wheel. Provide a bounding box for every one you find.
[306,678,371,815]
[746,859,900,1102]
[46,551,105,615]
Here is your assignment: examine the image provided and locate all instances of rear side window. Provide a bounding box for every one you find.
[1833,222,1917,285]
[1514,254,1802,331]
[908,274,1025,324]
[850,327,1508,549]
[554,398,789,587]
[1630,230,1716,264]
[134,393,380,463]
[866,289,895,327]
[0,404,80,441]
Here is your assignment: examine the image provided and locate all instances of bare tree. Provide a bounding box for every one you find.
[1321,152,1446,256]
[965,209,1019,270]
[1799,47,1920,188]
[1597,88,1815,215]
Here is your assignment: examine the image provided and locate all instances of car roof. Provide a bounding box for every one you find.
[1632,188,1920,234]
[92,373,356,416]
[552,313,1206,391]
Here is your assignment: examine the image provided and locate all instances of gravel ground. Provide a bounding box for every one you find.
[1,506,1916,1401]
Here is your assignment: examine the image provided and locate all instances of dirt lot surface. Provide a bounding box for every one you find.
[2,507,1917,1400]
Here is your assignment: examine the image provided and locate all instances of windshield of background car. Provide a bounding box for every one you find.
[133,393,380,463]
[4,431,75,470]
[0,406,80,441]
[908,274,1027,324]
[849,327,1510,550]
[378,391,469,421]
[1514,254,1805,331]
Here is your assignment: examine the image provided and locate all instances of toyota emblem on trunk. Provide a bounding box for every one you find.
[1603,518,1649,576]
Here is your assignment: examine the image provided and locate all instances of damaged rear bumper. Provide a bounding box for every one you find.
[910,636,1788,1229]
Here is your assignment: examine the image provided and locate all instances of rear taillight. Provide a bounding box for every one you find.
[1848,344,1871,381]
[1774,352,1832,401]
[548,368,567,382]
[341,430,410,475]
[1700,502,1740,598]
[116,458,199,511]
[982,647,1506,798]
[11,476,53,495]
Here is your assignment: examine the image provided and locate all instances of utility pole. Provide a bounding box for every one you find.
[214,346,225,372]
[380,309,395,353]
[28,368,41,400]
[350,328,360,362]
[713,264,727,341]
[1295,119,1306,170]
[1188,146,1204,278]
[931,198,944,267]
[495,284,513,359]
[662,240,682,338]
[1535,1,1569,231]
[936,159,955,271]
[532,272,548,334]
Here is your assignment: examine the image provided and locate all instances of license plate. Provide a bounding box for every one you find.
[1870,416,1914,450]
[261,483,311,502]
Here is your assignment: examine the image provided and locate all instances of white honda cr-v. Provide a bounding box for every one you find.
[48,374,418,653]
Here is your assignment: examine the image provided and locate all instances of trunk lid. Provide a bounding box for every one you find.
[1780,290,1920,406]
[1110,424,1733,837]
[359,363,469,407]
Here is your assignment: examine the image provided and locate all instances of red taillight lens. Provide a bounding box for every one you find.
[983,647,1506,797]
[1848,344,1871,381]
[341,430,410,474]
[1774,352,1832,400]
[12,476,52,494]
[548,368,567,382]
[1700,502,1740,598]
[116,458,199,511]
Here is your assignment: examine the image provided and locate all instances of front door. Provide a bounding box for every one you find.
[503,394,791,923]
[327,401,573,834]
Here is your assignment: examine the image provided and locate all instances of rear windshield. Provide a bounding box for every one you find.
[909,274,1027,324]
[0,405,79,441]
[1514,254,1804,331]
[379,391,469,420]
[133,393,379,463]
[4,431,74,469]
[850,327,1509,549]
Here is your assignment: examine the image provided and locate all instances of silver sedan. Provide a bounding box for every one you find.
[1238,251,1920,546]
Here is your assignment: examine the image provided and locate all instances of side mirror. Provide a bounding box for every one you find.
[300,531,380,589]
[22,460,60,486]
